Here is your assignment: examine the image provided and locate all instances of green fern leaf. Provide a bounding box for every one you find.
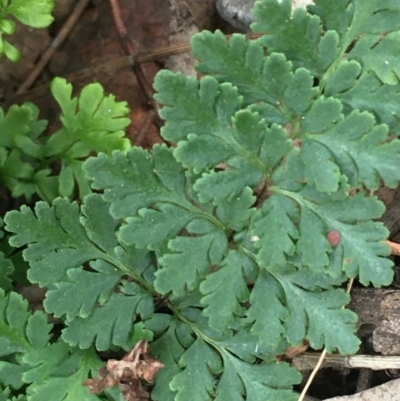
[324,60,361,95]
[251,194,299,268]
[194,160,262,206]
[247,270,359,353]
[216,350,300,401]
[0,104,47,200]
[252,0,336,76]
[0,362,24,390]
[0,104,46,157]
[0,290,52,391]
[301,104,400,191]
[190,110,290,205]
[41,78,131,199]
[216,328,285,364]
[0,290,52,356]
[119,204,194,251]
[215,187,256,231]
[50,78,130,155]
[0,253,14,291]
[191,31,270,104]
[154,71,241,143]
[152,316,301,401]
[23,341,101,401]
[344,0,400,44]
[5,198,105,286]
[310,192,392,285]
[331,72,400,135]
[155,69,299,203]
[151,319,191,401]
[246,270,288,348]
[190,33,321,124]
[170,338,222,401]
[256,177,392,285]
[43,261,123,321]
[6,0,55,28]
[0,387,27,401]
[84,146,191,218]
[347,32,400,85]
[307,0,353,38]
[79,193,120,254]
[155,229,228,297]
[283,272,359,352]
[62,281,154,351]
[200,250,251,331]
[4,194,130,288]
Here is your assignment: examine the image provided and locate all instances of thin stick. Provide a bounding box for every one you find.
[135,109,157,146]
[16,0,91,94]
[298,350,327,401]
[299,395,320,401]
[108,0,159,114]
[386,239,400,255]
[108,0,128,39]
[297,278,354,401]
[9,33,263,104]
[293,353,400,371]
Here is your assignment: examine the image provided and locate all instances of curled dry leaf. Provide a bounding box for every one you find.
[84,340,164,401]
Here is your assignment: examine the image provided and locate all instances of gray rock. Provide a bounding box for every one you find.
[216,0,257,30]
[216,0,314,30]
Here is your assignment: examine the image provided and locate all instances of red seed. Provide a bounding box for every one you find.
[327,230,341,247]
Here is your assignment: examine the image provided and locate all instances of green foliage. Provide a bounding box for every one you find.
[0,288,52,391]
[2,0,400,400]
[0,0,55,61]
[22,342,102,401]
[0,78,130,202]
[0,221,14,291]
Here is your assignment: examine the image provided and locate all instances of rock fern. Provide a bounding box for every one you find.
[2,0,400,400]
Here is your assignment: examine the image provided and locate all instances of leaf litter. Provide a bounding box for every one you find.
[84,340,164,401]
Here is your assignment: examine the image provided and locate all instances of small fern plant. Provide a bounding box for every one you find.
[2,0,400,400]
[0,0,55,61]
[0,78,131,202]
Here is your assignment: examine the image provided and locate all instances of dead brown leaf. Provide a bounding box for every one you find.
[277,341,309,362]
[84,340,164,401]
